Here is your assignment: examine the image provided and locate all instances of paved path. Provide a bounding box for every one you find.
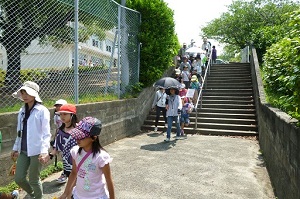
[20,131,275,199]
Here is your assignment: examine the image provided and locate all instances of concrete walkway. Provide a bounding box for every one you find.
[20,131,275,199]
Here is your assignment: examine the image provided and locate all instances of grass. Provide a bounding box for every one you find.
[0,161,63,193]
[0,93,119,114]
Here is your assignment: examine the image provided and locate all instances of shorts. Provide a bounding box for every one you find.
[180,114,190,124]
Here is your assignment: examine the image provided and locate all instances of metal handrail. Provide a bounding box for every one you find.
[194,51,212,129]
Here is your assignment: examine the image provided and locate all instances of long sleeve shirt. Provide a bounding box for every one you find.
[152,90,167,108]
[166,95,182,117]
[13,104,51,156]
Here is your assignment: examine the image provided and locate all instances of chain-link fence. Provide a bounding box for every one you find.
[0,0,140,109]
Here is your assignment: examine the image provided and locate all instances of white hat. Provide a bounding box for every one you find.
[12,81,42,102]
[180,83,186,89]
[175,69,180,75]
[54,99,67,106]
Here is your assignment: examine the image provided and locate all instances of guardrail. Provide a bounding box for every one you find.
[194,51,212,129]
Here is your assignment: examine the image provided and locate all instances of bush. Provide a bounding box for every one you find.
[263,26,300,122]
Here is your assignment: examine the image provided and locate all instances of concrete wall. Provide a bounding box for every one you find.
[250,47,300,199]
[0,86,156,186]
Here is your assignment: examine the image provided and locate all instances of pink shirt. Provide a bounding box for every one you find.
[71,145,112,199]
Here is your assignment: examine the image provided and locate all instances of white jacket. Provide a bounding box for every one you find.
[152,90,167,108]
[166,95,182,117]
[13,103,51,156]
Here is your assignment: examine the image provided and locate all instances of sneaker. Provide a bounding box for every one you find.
[175,136,180,140]
[164,123,168,128]
[164,138,170,142]
[154,126,158,132]
[11,190,19,199]
[57,174,68,183]
[180,129,184,136]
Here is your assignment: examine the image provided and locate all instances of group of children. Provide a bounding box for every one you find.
[152,84,195,142]
[8,81,115,199]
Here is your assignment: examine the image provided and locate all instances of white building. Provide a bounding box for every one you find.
[0,29,118,70]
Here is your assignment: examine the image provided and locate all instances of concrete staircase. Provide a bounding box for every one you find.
[141,63,258,136]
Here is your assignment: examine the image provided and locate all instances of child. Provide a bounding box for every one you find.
[174,69,182,83]
[50,99,67,166]
[165,88,182,142]
[0,191,19,199]
[179,56,191,71]
[41,104,78,184]
[53,99,67,130]
[59,117,115,199]
[179,83,187,98]
[212,45,217,64]
[180,97,194,136]
[190,75,201,104]
[11,81,51,199]
[181,66,191,89]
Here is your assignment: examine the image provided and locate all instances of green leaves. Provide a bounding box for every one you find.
[202,0,299,61]
[126,0,180,87]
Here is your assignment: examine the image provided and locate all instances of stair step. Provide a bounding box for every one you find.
[208,75,251,79]
[196,112,256,119]
[202,99,254,104]
[141,125,258,136]
[207,79,252,83]
[197,108,256,114]
[144,117,256,125]
[203,92,253,96]
[146,112,256,120]
[202,96,254,100]
[210,68,250,72]
[207,82,253,86]
[207,85,253,89]
[201,104,255,109]
[185,128,258,136]
[196,122,257,131]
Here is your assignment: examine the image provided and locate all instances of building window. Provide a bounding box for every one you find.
[105,39,113,53]
[92,39,99,48]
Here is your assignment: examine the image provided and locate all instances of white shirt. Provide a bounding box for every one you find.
[181,70,190,81]
[13,103,51,156]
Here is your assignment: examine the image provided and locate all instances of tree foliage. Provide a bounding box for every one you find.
[202,0,299,62]
[263,9,300,121]
[122,0,180,87]
[0,0,114,86]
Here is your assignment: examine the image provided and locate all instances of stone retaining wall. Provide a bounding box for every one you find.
[250,47,300,199]
[0,86,156,186]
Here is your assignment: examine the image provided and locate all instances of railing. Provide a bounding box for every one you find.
[194,51,212,129]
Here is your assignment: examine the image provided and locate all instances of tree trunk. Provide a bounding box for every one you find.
[5,47,22,89]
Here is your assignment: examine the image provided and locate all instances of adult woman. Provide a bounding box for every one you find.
[165,88,182,142]
[151,87,167,131]
[11,81,51,199]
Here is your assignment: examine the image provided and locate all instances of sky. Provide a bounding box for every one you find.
[163,0,233,54]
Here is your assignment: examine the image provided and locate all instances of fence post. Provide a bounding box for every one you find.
[117,5,121,99]
[74,0,79,104]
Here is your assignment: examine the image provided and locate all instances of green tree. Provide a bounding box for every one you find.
[202,0,299,62]
[122,0,180,87]
[0,0,113,87]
